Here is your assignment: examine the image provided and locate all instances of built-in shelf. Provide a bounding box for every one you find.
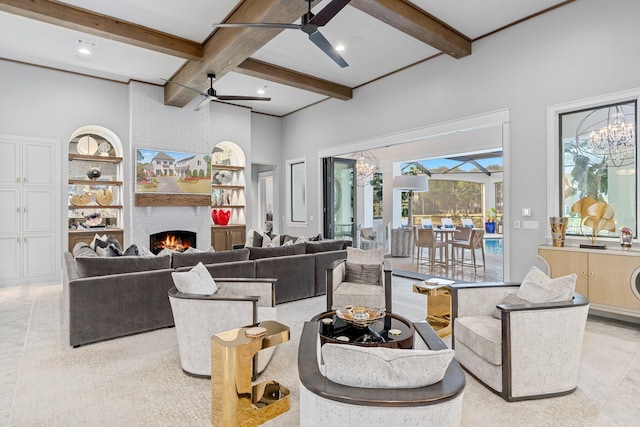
[69,205,124,209]
[68,153,123,163]
[212,185,244,190]
[211,205,244,209]
[211,165,244,171]
[68,179,123,186]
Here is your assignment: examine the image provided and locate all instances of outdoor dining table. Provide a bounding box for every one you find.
[433,228,459,267]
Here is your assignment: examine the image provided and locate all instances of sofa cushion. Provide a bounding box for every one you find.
[75,253,172,278]
[344,262,381,285]
[305,240,344,253]
[171,262,218,295]
[171,248,250,269]
[516,266,576,303]
[346,246,384,264]
[73,242,98,258]
[248,243,306,260]
[322,344,454,388]
[454,316,502,366]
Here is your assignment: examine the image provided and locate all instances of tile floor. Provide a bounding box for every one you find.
[1,265,639,426]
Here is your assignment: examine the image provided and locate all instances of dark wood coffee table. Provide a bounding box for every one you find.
[311,311,415,349]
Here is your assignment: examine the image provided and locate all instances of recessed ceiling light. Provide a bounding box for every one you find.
[335,44,345,52]
[257,85,267,95]
[76,39,97,55]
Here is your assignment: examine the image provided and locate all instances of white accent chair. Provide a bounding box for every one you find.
[326,259,392,312]
[298,321,465,426]
[168,278,278,378]
[450,282,590,401]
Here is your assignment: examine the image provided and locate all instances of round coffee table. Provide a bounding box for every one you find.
[311,311,415,349]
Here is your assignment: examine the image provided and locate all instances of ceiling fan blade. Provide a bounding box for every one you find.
[216,95,272,101]
[194,96,213,111]
[212,23,300,30]
[309,0,351,27]
[162,78,208,97]
[308,30,348,68]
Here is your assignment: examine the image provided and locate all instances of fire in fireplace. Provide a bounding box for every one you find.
[150,230,196,255]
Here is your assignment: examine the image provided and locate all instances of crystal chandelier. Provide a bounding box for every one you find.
[353,150,379,186]
[587,106,635,166]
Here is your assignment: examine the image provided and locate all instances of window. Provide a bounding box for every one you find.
[287,158,306,224]
[559,99,637,238]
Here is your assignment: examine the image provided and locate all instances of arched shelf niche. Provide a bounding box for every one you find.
[210,141,246,250]
[66,125,125,251]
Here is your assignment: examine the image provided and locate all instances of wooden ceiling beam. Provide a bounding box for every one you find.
[165,0,326,107]
[349,0,471,59]
[0,0,202,61]
[235,58,352,100]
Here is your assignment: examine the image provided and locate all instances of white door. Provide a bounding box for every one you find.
[0,235,20,281]
[0,138,19,186]
[23,233,56,278]
[0,188,20,234]
[23,141,55,187]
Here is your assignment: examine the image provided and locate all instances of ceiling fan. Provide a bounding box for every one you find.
[212,0,350,68]
[163,73,271,111]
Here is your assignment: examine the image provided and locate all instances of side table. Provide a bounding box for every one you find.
[412,279,454,338]
[211,320,290,427]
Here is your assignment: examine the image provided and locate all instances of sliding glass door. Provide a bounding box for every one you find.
[323,157,356,243]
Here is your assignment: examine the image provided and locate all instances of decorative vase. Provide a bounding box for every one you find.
[549,217,568,247]
[485,221,496,234]
[620,227,632,250]
[211,209,219,225]
[218,210,231,226]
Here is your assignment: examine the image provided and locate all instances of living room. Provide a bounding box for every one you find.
[1,0,640,425]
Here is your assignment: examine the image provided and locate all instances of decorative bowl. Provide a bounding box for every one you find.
[336,305,385,328]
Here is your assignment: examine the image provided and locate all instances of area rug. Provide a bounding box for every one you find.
[392,269,472,284]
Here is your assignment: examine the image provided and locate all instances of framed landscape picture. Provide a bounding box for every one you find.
[136,148,211,194]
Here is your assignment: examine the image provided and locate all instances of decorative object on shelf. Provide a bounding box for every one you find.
[217,209,231,226]
[620,227,633,250]
[97,141,111,156]
[211,209,219,225]
[549,216,568,247]
[352,150,379,187]
[571,196,616,249]
[70,194,91,206]
[336,305,385,328]
[84,212,102,227]
[77,135,98,155]
[212,169,233,184]
[87,165,102,180]
[393,175,429,227]
[96,188,113,206]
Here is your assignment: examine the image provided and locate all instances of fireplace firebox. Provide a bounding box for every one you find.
[150,230,196,255]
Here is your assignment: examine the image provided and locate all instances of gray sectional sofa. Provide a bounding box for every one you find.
[62,240,348,347]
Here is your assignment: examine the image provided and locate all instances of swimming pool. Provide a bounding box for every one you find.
[484,238,503,255]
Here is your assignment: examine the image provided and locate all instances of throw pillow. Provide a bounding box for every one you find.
[322,344,454,389]
[282,240,293,246]
[98,243,122,257]
[516,266,576,303]
[245,229,255,247]
[183,247,202,253]
[345,262,381,285]
[171,262,218,295]
[491,292,530,319]
[89,234,108,251]
[122,244,139,256]
[138,246,156,257]
[346,246,384,264]
[252,230,264,247]
[262,233,280,248]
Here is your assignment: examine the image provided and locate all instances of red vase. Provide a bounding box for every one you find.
[218,210,231,226]
[211,209,219,225]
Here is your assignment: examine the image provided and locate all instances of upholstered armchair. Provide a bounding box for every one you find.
[168,278,278,378]
[450,281,590,401]
[298,321,465,426]
[326,258,392,312]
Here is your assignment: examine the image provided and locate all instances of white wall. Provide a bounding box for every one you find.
[280,0,640,281]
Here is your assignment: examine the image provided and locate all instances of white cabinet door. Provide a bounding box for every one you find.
[0,235,21,281]
[23,141,55,187]
[23,188,55,232]
[0,138,19,186]
[23,234,56,279]
[0,188,20,234]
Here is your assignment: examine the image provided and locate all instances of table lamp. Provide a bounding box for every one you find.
[393,175,429,227]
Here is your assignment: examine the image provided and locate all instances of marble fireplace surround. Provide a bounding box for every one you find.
[132,205,212,252]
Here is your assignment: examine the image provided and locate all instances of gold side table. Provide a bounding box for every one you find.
[211,320,290,427]
[412,280,454,338]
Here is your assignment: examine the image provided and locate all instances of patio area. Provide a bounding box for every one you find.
[389,235,504,283]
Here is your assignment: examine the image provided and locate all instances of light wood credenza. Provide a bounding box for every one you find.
[538,245,640,323]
